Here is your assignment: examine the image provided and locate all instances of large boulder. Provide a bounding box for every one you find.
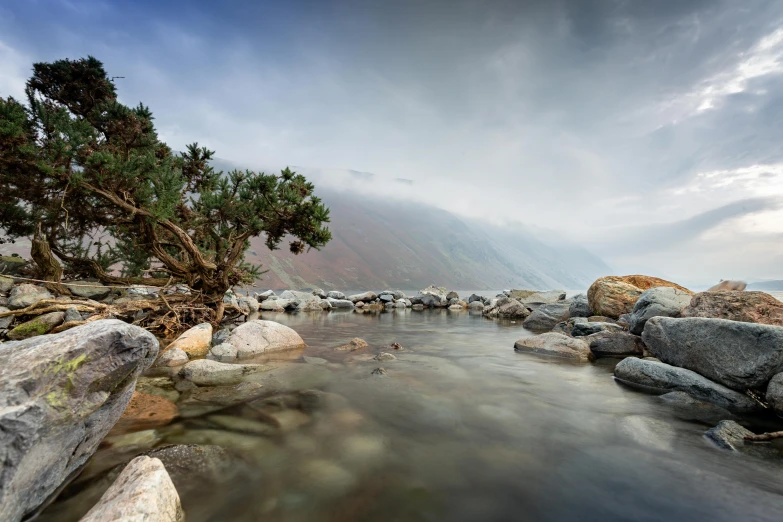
[681,291,783,326]
[589,332,645,358]
[642,317,783,390]
[766,372,783,417]
[519,291,566,309]
[348,291,378,304]
[326,290,346,300]
[587,275,690,319]
[326,298,355,309]
[522,302,570,331]
[628,287,692,335]
[226,320,306,359]
[514,333,593,362]
[613,357,758,412]
[260,298,288,311]
[485,298,530,319]
[0,320,158,522]
[78,456,183,522]
[8,283,53,310]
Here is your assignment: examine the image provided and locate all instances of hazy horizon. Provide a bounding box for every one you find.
[2,0,783,285]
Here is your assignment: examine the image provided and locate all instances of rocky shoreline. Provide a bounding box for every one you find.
[1,274,783,519]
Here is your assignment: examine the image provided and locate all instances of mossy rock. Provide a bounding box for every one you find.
[0,255,28,275]
[8,312,65,340]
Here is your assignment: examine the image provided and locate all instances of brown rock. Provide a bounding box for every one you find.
[163,323,212,358]
[112,392,179,434]
[336,338,368,351]
[587,275,691,319]
[707,280,747,292]
[681,291,783,326]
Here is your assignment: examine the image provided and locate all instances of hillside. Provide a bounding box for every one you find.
[748,280,783,291]
[243,188,611,291]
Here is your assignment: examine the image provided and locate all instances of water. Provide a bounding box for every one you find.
[43,308,783,522]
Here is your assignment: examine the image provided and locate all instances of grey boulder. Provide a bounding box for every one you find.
[572,321,624,337]
[589,332,645,358]
[348,291,378,304]
[178,359,271,386]
[64,281,112,301]
[0,320,158,522]
[522,302,570,331]
[613,357,758,412]
[568,294,592,318]
[326,298,355,309]
[514,333,593,362]
[327,290,346,300]
[628,287,691,335]
[766,372,783,417]
[8,283,52,310]
[643,316,783,390]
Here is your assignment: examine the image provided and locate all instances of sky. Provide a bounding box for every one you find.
[1,0,783,285]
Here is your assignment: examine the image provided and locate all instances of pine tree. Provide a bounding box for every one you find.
[0,56,331,320]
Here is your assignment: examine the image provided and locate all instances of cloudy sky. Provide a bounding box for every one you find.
[2,0,783,285]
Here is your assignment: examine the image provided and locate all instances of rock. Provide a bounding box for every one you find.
[628,287,692,335]
[589,332,645,358]
[704,420,754,451]
[378,293,394,302]
[507,289,537,300]
[112,392,179,433]
[64,306,82,324]
[0,306,12,329]
[657,391,735,424]
[467,293,484,304]
[765,372,783,416]
[296,295,326,312]
[411,304,424,310]
[0,255,27,275]
[448,304,463,311]
[207,342,238,363]
[446,291,459,300]
[513,333,593,362]
[236,295,259,314]
[468,301,484,311]
[227,320,306,359]
[312,288,327,299]
[374,352,396,361]
[223,289,239,308]
[135,376,180,402]
[211,327,231,346]
[126,285,158,300]
[8,283,53,310]
[520,290,567,309]
[681,291,783,326]
[348,291,377,304]
[78,456,183,522]
[8,311,65,340]
[707,280,747,292]
[179,359,271,386]
[255,289,275,301]
[418,293,446,307]
[260,298,287,311]
[327,290,346,299]
[571,321,623,337]
[522,302,570,331]
[420,285,447,298]
[162,284,191,296]
[613,358,759,412]
[587,275,691,319]
[327,298,354,309]
[336,338,368,351]
[568,294,592,318]
[0,275,14,293]
[64,281,112,300]
[495,298,530,319]
[279,290,313,304]
[178,382,266,417]
[155,347,189,367]
[298,459,356,496]
[164,323,212,358]
[0,320,158,522]
[588,315,616,322]
[643,316,783,390]
[371,367,388,376]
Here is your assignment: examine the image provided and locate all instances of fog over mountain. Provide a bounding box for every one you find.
[2,0,783,286]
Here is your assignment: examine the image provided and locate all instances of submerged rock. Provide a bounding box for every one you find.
[112,391,179,433]
[226,320,306,359]
[613,358,758,412]
[681,291,783,326]
[178,382,266,417]
[587,275,690,319]
[642,316,783,390]
[514,333,593,362]
[628,287,692,335]
[0,320,158,522]
[79,456,183,522]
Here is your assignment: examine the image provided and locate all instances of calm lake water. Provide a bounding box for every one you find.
[45,305,783,522]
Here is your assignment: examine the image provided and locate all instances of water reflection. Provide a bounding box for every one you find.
[42,309,783,522]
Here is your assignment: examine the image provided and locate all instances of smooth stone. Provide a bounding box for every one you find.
[628,287,692,335]
[589,332,645,358]
[642,316,783,390]
[155,347,189,367]
[64,281,112,300]
[572,321,623,337]
[522,302,570,331]
[8,283,53,310]
[326,298,355,309]
[64,306,82,324]
[227,320,306,359]
[613,358,759,412]
[588,275,690,319]
[179,359,272,386]
[0,320,158,522]
[237,296,260,314]
[207,342,239,363]
[326,290,346,300]
[164,323,212,358]
[348,291,378,303]
[514,333,593,362]
[78,456,183,522]
[260,298,287,311]
[7,311,64,340]
[255,290,276,301]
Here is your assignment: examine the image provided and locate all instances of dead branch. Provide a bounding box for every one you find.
[744,431,783,442]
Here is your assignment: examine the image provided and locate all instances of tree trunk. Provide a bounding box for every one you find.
[31,234,69,294]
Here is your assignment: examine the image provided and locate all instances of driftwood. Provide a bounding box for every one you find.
[744,431,783,442]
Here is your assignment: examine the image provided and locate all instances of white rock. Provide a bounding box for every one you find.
[226,320,307,359]
[179,359,271,386]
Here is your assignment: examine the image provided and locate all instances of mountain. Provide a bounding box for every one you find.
[748,280,783,291]
[243,187,612,291]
